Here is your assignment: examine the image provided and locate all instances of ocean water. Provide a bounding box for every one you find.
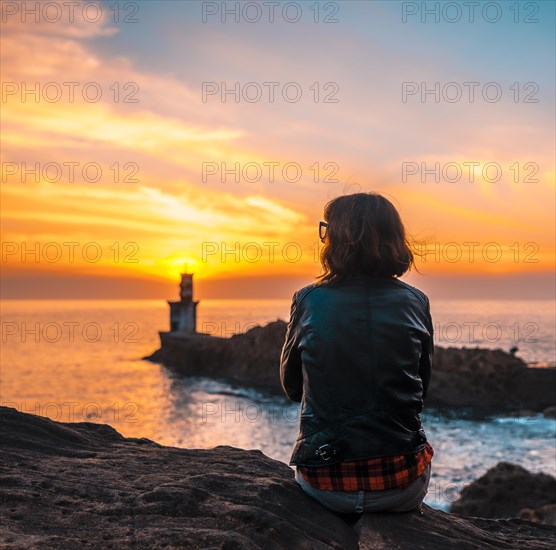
[1,298,555,512]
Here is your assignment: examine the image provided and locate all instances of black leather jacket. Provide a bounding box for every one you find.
[280,274,434,467]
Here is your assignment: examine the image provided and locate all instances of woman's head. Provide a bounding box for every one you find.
[318,192,415,283]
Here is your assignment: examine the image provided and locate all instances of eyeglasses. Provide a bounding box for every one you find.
[319,221,328,243]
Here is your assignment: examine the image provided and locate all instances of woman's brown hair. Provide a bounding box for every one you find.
[317,192,415,283]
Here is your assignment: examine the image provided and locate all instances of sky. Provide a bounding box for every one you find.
[1,0,555,299]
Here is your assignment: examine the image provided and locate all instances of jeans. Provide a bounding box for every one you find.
[294,462,431,514]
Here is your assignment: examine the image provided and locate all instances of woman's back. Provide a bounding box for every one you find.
[281,273,433,466]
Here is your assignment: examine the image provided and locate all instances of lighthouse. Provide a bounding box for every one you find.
[168,272,198,333]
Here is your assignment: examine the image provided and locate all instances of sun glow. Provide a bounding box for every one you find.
[155,256,201,281]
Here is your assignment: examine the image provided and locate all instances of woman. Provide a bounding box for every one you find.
[280,192,434,515]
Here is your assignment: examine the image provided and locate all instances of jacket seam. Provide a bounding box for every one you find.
[391,278,429,310]
[297,279,429,314]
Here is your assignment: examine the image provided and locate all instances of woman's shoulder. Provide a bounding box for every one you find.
[390,278,430,309]
[293,277,431,311]
[293,282,321,304]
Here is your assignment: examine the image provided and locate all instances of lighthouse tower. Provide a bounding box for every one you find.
[168,272,198,333]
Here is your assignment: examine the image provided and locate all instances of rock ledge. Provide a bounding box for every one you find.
[1,407,556,549]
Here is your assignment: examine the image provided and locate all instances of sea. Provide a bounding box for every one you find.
[1,298,555,512]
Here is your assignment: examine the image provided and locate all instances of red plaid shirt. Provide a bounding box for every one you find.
[297,441,434,491]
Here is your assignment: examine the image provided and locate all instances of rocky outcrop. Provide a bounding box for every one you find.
[145,321,556,414]
[1,407,556,549]
[521,504,556,526]
[451,462,556,525]
[146,322,289,396]
[428,347,556,415]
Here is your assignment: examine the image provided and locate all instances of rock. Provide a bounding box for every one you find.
[450,462,556,523]
[145,321,289,396]
[1,407,556,549]
[354,507,556,549]
[543,405,556,419]
[521,504,556,526]
[0,406,357,550]
[145,321,556,415]
[428,347,556,416]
